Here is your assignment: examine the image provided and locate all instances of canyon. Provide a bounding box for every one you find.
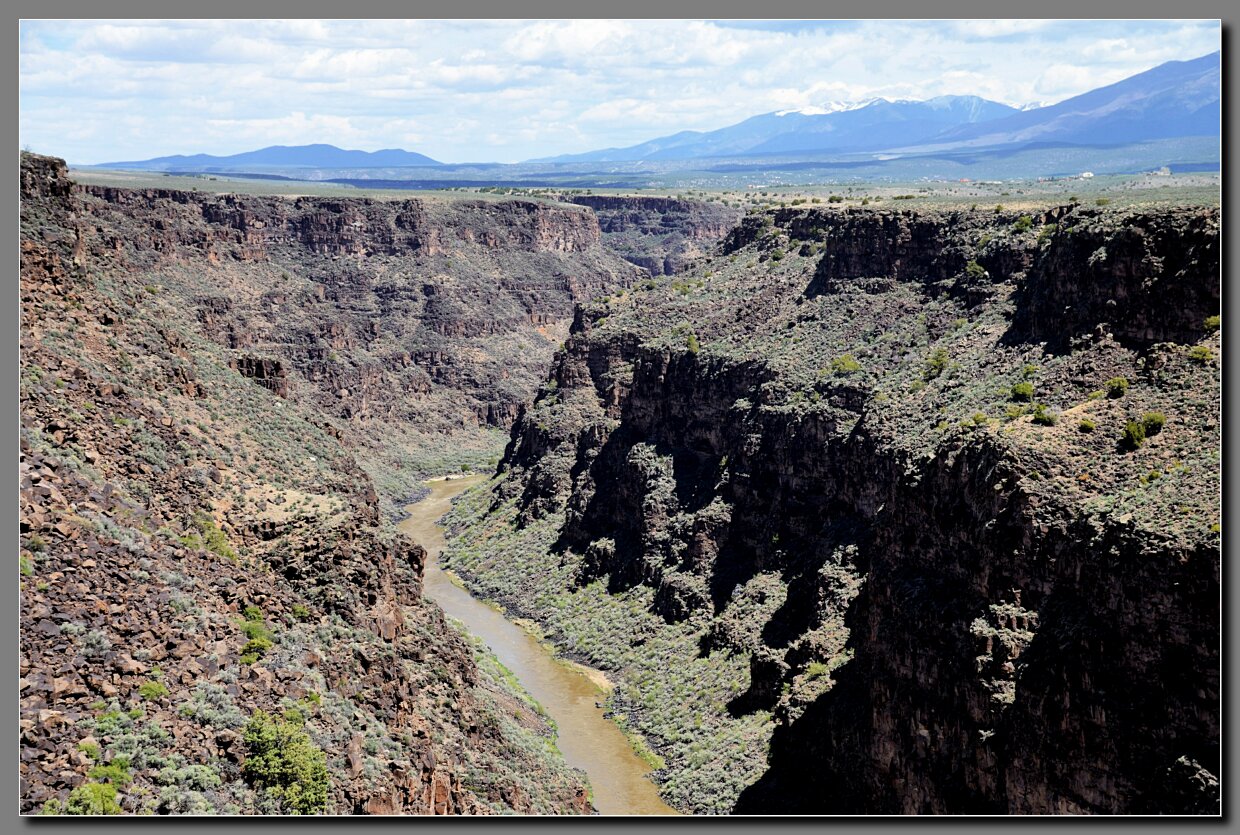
[20,151,1221,815]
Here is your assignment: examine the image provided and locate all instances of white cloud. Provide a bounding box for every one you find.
[952,20,1052,38]
[504,19,634,63]
[18,19,1221,164]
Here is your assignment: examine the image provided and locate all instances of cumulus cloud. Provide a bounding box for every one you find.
[18,19,1221,164]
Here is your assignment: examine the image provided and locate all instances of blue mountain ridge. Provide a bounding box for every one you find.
[100,143,442,170]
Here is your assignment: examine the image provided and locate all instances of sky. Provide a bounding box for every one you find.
[19,19,1221,165]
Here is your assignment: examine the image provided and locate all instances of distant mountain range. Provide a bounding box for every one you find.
[536,95,1021,162]
[89,51,1218,179]
[538,51,1219,163]
[98,143,441,171]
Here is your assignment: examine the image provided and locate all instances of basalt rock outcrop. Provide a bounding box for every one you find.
[560,195,742,275]
[20,153,591,815]
[229,356,288,398]
[446,202,1220,814]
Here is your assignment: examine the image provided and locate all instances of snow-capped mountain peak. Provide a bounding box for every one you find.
[775,97,887,117]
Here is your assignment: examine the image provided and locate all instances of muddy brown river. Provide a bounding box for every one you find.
[399,475,678,816]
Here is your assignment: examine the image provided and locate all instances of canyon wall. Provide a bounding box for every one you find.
[62,173,645,513]
[447,202,1220,813]
[561,195,742,275]
[19,154,594,815]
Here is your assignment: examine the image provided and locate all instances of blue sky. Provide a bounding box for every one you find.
[19,19,1221,165]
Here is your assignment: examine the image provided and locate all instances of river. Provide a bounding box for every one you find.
[398,475,678,816]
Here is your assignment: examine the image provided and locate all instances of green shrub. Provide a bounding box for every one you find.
[1021,364,1039,379]
[1078,418,1097,433]
[1141,411,1166,436]
[830,354,862,375]
[964,260,986,280]
[1095,197,1111,206]
[1122,420,1146,450]
[1188,345,1213,365]
[194,514,237,564]
[1013,215,1033,232]
[240,636,273,665]
[971,412,989,426]
[804,661,831,680]
[685,332,700,355]
[1037,223,1058,244]
[291,604,311,621]
[827,195,843,204]
[1204,315,1220,333]
[1105,377,1129,398]
[240,610,274,664]
[241,618,272,641]
[63,783,122,815]
[242,711,329,815]
[1009,382,1034,402]
[138,680,169,701]
[88,758,132,786]
[924,348,950,381]
[1031,404,1058,426]
[769,249,784,262]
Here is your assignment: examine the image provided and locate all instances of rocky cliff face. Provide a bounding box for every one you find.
[446,202,1220,814]
[65,174,644,516]
[19,154,591,815]
[560,195,742,275]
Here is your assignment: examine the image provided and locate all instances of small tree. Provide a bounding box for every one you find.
[243,711,329,815]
